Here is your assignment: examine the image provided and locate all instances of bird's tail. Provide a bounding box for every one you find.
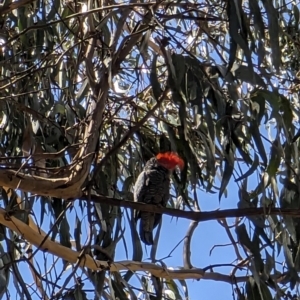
[139,221,154,245]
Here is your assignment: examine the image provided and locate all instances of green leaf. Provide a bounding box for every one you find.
[245,277,261,300]
[74,215,82,251]
[111,278,128,299]
[293,5,300,28]
[226,0,254,78]
[236,223,253,252]
[0,258,9,299]
[250,93,266,125]
[178,279,189,299]
[122,176,133,192]
[171,54,187,89]
[166,279,182,300]
[234,65,266,87]
[47,0,61,21]
[219,139,235,201]
[235,154,259,182]
[150,54,162,100]
[266,140,281,177]
[259,281,273,300]
[261,0,280,71]
[264,250,274,276]
[250,121,268,167]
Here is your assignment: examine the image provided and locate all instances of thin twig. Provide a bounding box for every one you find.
[183,221,198,269]
[27,247,50,300]
[218,218,243,261]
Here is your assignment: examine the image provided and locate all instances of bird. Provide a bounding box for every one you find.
[133,152,184,245]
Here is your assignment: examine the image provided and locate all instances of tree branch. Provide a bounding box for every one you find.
[0,208,291,285]
[0,170,74,198]
[0,207,205,280]
[183,221,198,268]
[0,206,246,282]
[86,194,300,222]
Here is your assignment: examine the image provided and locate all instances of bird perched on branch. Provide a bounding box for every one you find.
[133,152,184,245]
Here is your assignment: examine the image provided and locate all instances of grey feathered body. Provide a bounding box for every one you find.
[133,157,171,245]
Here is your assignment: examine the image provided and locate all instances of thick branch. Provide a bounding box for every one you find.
[2,186,48,237]
[0,208,290,285]
[87,194,300,222]
[0,207,205,279]
[0,169,76,198]
[0,208,251,282]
